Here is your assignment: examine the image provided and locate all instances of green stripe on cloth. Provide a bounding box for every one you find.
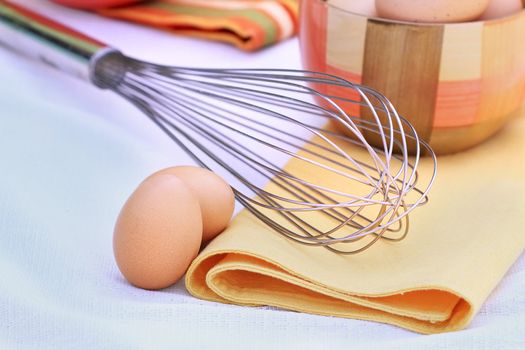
[145,2,277,47]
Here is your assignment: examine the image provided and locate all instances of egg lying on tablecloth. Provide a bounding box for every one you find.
[148,166,235,243]
[113,166,234,290]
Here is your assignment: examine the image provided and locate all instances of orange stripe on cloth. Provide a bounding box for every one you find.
[254,6,282,43]
[99,6,267,50]
[165,0,294,39]
[433,80,482,128]
[275,0,299,34]
[98,0,297,51]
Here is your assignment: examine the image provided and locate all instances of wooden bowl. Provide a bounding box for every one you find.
[299,0,525,154]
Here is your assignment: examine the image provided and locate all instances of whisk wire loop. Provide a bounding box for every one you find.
[93,51,437,254]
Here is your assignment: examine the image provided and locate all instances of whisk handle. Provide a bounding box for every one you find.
[0,1,109,81]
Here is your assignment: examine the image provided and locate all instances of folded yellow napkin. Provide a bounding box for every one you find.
[98,0,298,51]
[186,107,525,334]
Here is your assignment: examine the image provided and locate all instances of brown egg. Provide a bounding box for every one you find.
[113,174,202,290]
[375,0,491,23]
[480,0,523,20]
[151,166,235,243]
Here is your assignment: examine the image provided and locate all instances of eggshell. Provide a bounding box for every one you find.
[329,0,377,16]
[113,174,202,290]
[51,0,142,10]
[151,166,235,243]
[480,0,524,20]
[375,0,491,23]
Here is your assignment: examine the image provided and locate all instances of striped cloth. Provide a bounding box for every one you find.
[97,0,298,51]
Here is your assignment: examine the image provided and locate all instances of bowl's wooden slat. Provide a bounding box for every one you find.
[361,20,443,145]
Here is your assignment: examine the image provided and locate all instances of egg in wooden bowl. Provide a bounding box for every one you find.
[299,0,525,154]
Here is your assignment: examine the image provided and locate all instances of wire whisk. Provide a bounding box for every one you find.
[0,1,437,254]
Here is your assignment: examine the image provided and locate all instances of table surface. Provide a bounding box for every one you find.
[1,1,524,349]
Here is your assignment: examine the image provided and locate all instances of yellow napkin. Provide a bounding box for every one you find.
[186,108,525,334]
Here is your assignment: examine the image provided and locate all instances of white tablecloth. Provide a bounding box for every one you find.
[1,1,524,348]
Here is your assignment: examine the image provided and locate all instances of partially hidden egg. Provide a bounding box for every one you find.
[480,0,524,20]
[375,0,491,23]
[150,166,235,243]
[113,174,202,290]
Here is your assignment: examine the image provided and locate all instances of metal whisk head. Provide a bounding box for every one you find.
[91,50,437,254]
